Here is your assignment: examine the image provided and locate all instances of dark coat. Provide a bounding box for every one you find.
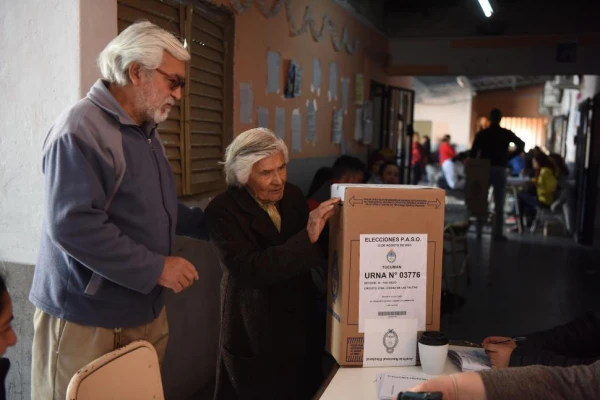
[510,312,600,367]
[205,183,324,400]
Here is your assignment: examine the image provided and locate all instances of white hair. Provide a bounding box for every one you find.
[223,128,289,187]
[98,20,190,86]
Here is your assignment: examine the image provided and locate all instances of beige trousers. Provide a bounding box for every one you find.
[31,307,169,400]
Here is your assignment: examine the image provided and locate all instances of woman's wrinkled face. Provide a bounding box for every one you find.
[246,152,287,203]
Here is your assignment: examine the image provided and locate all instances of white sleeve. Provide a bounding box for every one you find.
[442,160,457,189]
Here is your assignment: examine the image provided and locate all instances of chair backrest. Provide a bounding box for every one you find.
[66,340,164,400]
[551,181,571,212]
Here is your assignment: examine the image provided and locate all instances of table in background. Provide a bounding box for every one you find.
[506,176,531,233]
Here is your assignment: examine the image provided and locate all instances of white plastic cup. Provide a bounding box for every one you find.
[418,331,449,375]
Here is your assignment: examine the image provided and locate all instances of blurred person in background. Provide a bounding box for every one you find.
[516,152,557,229]
[380,161,401,185]
[439,134,456,165]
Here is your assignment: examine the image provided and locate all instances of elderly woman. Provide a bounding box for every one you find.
[205,128,339,399]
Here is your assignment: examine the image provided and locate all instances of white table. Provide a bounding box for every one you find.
[506,177,530,186]
[320,356,461,400]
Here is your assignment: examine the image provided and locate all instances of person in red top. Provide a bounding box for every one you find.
[307,155,365,211]
[412,132,426,184]
[439,134,456,165]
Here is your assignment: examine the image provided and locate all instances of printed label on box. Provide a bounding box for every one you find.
[359,234,427,332]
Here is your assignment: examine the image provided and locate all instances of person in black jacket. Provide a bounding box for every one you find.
[470,108,525,241]
[0,276,18,400]
[482,312,600,368]
[205,128,339,399]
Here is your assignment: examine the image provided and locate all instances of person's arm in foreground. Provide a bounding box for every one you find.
[408,360,600,400]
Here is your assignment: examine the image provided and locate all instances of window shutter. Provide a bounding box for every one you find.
[185,4,233,195]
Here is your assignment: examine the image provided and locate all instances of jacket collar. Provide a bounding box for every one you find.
[87,79,156,136]
[228,182,301,243]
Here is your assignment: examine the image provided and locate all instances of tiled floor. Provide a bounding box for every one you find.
[441,230,600,343]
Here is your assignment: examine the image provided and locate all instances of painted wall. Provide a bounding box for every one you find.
[208,0,394,159]
[414,96,473,152]
[0,0,80,265]
[80,0,118,97]
[388,35,600,75]
[0,0,117,266]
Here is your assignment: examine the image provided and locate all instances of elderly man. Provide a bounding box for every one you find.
[29,21,207,399]
[205,128,339,399]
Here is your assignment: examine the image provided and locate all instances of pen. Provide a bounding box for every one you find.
[491,336,527,344]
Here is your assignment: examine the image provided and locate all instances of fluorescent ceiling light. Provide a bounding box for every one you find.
[478,0,493,17]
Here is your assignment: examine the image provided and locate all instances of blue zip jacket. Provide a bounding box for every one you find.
[29,80,207,328]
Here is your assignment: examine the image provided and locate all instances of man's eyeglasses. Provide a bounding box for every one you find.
[155,68,186,91]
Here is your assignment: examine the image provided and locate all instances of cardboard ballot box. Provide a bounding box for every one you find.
[326,184,445,366]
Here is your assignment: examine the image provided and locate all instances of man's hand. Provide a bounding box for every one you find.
[307,197,340,243]
[482,336,517,368]
[158,256,199,293]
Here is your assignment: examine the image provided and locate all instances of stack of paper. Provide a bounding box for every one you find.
[376,372,429,400]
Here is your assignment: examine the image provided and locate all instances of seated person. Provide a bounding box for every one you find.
[522,146,542,178]
[482,312,600,368]
[517,152,557,227]
[308,154,365,258]
[438,134,456,165]
[379,161,400,185]
[441,151,468,190]
[508,152,525,177]
[306,166,332,199]
[367,151,385,184]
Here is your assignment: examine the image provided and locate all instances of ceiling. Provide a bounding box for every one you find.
[379,0,599,37]
[337,0,599,37]
[416,75,552,92]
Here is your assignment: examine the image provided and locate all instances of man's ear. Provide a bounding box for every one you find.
[128,63,143,86]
